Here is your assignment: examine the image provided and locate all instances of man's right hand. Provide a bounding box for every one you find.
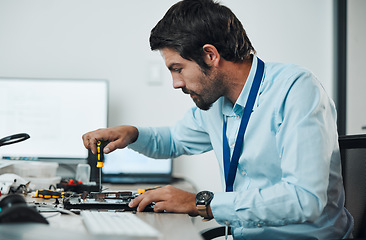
[82,125,139,154]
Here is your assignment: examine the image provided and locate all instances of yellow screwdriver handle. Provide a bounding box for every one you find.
[96,140,104,168]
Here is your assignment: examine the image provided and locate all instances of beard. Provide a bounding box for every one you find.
[182,88,212,110]
[182,69,226,111]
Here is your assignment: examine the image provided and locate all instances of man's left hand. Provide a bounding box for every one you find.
[129,185,198,216]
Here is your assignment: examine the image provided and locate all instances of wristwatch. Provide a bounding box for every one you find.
[195,191,214,220]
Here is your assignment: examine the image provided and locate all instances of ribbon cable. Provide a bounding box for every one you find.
[223,58,264,192]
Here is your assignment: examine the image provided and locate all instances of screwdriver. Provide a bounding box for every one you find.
[96,140,106,192]
[34,189,63,199]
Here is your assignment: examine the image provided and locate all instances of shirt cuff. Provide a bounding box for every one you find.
[128,126,151,151]
[211,192,243,228]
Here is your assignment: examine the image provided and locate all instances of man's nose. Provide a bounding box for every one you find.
[172,76,185,89]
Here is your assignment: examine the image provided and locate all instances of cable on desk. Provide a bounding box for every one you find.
[43,212,61,219]
[38,206,78,216]
[30,201,79,217]
[52,207,78,216]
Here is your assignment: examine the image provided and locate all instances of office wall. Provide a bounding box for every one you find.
[0,0,334,192]
[346,0,366,134]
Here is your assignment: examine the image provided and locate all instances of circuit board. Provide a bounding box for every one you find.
[62,191,154,211]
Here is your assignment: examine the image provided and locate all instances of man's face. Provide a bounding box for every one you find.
[160,48,225,110]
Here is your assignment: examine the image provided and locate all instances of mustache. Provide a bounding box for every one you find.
[182,87,198,96]
[182,87,189,94]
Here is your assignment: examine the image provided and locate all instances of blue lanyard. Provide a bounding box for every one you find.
[223,58,264,192]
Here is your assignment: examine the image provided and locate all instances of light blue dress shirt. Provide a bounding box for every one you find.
[129,55,353,239]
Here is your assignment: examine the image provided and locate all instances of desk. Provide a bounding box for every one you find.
[0,182,204,240]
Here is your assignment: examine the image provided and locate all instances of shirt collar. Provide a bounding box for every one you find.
[222,55,258,117]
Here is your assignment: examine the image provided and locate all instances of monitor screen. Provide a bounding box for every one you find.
[0,77,108,160]
[102,147,173,183]
[103,147,172,174]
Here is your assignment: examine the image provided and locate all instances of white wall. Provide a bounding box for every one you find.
[346,0,366,134]
[0,0,334,193]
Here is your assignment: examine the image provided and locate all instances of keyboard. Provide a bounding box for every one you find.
[81,211,160,238]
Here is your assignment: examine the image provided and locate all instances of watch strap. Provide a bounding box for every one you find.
[197,204,212,220]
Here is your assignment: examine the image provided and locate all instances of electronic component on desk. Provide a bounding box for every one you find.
[0,173,31,195]
[88,191,133,200]
[56,178,99,193]
[81,211,160,238]
[63,191,154,211]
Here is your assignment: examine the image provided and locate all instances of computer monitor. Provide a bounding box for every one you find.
[0,77,108,163]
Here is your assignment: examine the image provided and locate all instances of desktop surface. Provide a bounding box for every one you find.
[1,182,204,240]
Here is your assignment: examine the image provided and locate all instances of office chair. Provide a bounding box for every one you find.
[200,134,366,240]
[339,134,366,238]
[201,226,231,240]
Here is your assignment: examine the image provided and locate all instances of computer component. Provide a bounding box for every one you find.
[81,211,160,238]
[56,178,99,193]
[63,191,154,211]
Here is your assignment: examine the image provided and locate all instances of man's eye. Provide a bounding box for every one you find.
[174,68,182,73]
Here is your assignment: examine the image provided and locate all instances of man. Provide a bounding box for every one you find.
[82,0,353,239]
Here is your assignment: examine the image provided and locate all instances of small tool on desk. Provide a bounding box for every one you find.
[96,140,107,192]
[34,189,64,199]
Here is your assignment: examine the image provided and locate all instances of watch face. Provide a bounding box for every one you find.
[196,191,213,205]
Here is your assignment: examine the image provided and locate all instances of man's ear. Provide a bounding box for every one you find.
[202,44,220,67]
